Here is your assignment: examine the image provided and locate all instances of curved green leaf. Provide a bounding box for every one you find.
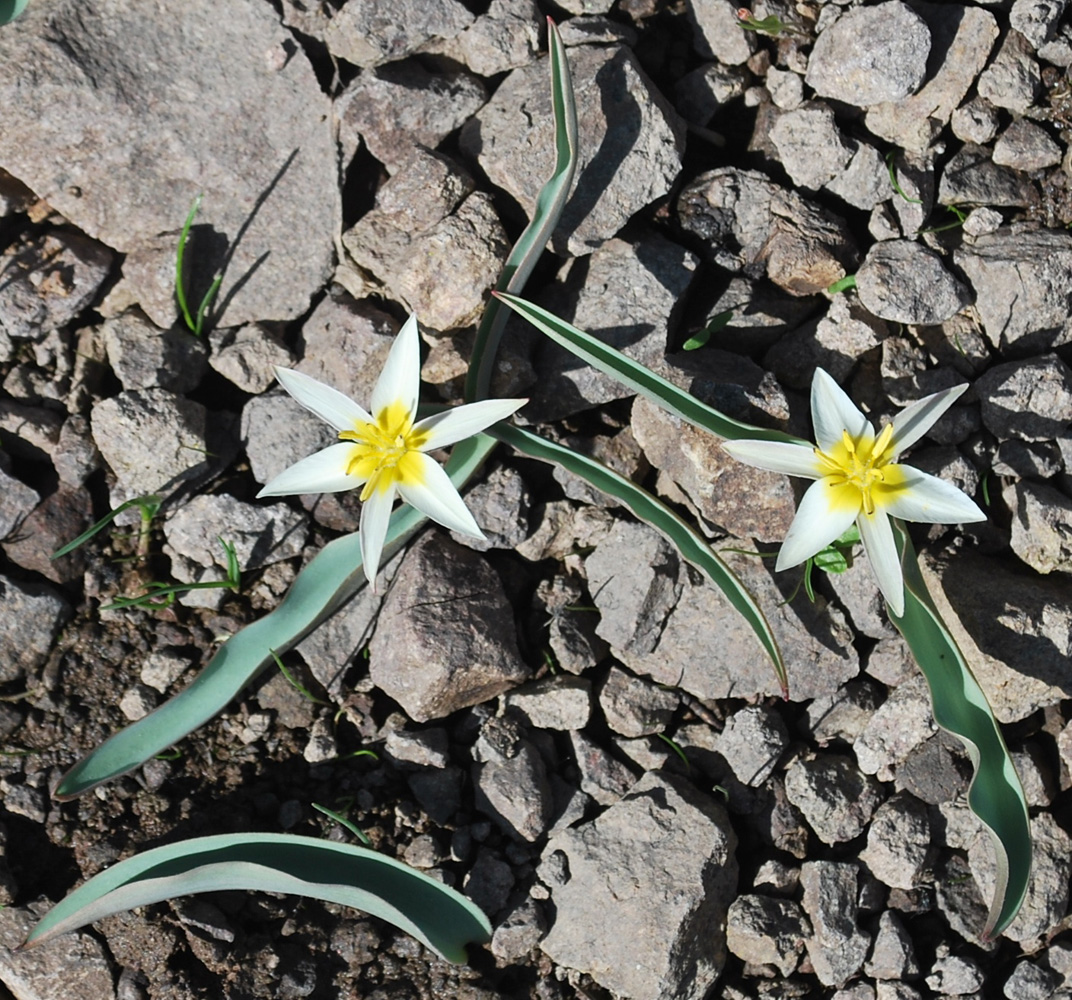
[491,422,786,695]
[890,522,1030,940]
[495,293,807,446]
[24,833,491,964]
[0,0,29,25]
[466,19,577,402]
[54,435,497,799]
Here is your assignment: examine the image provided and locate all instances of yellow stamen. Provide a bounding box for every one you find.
[338,400,430,499]
[814,423,901,516]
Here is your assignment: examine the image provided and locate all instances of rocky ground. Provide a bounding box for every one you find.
[1,0,1072,998]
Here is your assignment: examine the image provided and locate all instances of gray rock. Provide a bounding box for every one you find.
[921,549,1072,722]
[1004,958,1061,1000]
[0,575,70,684]
[864,4,999,152]
[325,0,473,68]
[541,771,738,1000]
[336,61,486,176]
[805,680,883,745]
[955,228,1072,355]
[525,235,697,422]
[630,379,797,542]
[805,2,930,107]
[675,63,749,124]
[598,665,678,738]
[505,677,592,731]
[208,324,295,395]
[444,0,541,78]
[552,427,648,509]
[90,389,217,502]
[825,556,896,640]
[1012,0,1069,49]
[556,14,638,47]
[0,401,64,463]
[140,649,190,694]
[970,812,1071,945]
[0,0,338,329]
[766,67,805,111]
[686,0,754,65]
[860,793,930,890]
[898,731,971,806]
[800,861,871,988]
[450,466,530,552]
[977,354,1072,441]
[102,312,207,392]
[716,705,789,786]
[934,853,989,947]
[993,120,1063,171]
[568,730,639,806]
[461,44,685,256]
[855,675,938,780]
[726,894,810,977]
[2,484,91,586]
[865,910,920,981]
[408,766,464,825]
[939,144,1038,209]
[464,848,514,918]
[1005,479,1072,575]
[927,953,984,995]
[242,390,338,489]
[678,166,858,296]
[856,240,969,326]
[769,103,854,191]
[302,718,337,764]
[825,141,892,211]
[490,896,546,962]
[784,755,882,844]
[977,27,1041,112]
[993,439,1063,478]
[475,735,555,842]
[0,229,114,342]
[951,97,1001,145]
[1011,744,1056,808]
[866,636,917,688]
[0,901,117,1000]
[54,415,102,488]
[702,274,818,355]
[962,206,1005,239]
[385,726,450,769]
[368,533,529,722]
[0,464,39,541]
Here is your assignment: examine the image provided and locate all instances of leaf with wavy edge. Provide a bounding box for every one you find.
[54,435,497,799]
[0,0,30,25]
[495,293,807,446]
[490,422,787,696]
[24,833,491,964]
[890,522,1030,939]
[465,19,577,403]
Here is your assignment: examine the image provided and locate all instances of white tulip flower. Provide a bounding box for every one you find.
[257,314,526,586]
[722,368,985,616]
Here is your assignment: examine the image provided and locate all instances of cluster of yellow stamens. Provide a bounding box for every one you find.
[814,424,900,516]
[339,401,430,501]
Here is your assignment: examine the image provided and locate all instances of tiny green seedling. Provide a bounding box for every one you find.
[655,733,691,773]
[683,310,734,351]
[735,8,799,36]
[175,193,223,337]
[312,801,373,846]
[102,536,240,610]
[827,274,857,295]
[52,494,162,563]
[268,649,328,705]
[886,151,922,205]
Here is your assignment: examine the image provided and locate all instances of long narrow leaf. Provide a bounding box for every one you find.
[24,833,491,964]
[890,522,1030,940]
[496,293,807,445]
[491,422,786,694]
[465,19,577,402]
[54,435,498,799]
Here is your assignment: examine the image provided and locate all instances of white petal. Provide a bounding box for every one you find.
[810,368,872,452]
[775,477,860,570]
[256,443,365,496]
[857,509,904,616]
[360,487,396,588]
[415,398,527,451]
[371,313,420,419]
[889,382,968,456]
[397,453,484,537]
[721,440,825,479]
[274,367,372,432]
[879,466,986,524]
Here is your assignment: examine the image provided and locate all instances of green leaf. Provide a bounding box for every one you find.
[0,0,29,25]
[682,310,733,351]
[826,274,857,295]
[490,422,787,695]
[889,522,1030,940]
[812,545,848,574]
[466,19,577,402]
[24,834,490,964]
[495,294,805,446]
[51,494,162,559]
[54,435,498,799]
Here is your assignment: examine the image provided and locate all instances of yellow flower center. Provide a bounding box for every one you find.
[815,424,903,516]
[338,400,430,501]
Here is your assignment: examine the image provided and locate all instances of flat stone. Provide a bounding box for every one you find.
[569,730,639,806]
[865,910,920,981]
[939,144,1038,211]
[726,894,810,977]
[324,0,473,68]
[2,484,91,585]
[449,466,531,553]
[993,119,1063,171]
[441,0,541,77]
[769,103,854,191]
[977,28,1041,113]
[805,680,883,744]
[598,665,678,738]
[716,705,789,786]
[242,390,338,490]
[0,464,40,541]
[784,755,883,844]
[686,0,754,65]
[369,533,529,722]
[0,575,70,684]
[800,861,871,988]
[0,0,339,328]
[856,240,970,326]
[461,44,685,256]
[805,2,930,108]
[855,675,938,780]
[1005,479,1072,575]
[860,793,930,890]
[475,736,554,842]
[102,312,207,392]
[207,324,295,395]
[541,771,737,1000]
[504,677,593,731]
[926,953,985,995]
[976,354,1072,441]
